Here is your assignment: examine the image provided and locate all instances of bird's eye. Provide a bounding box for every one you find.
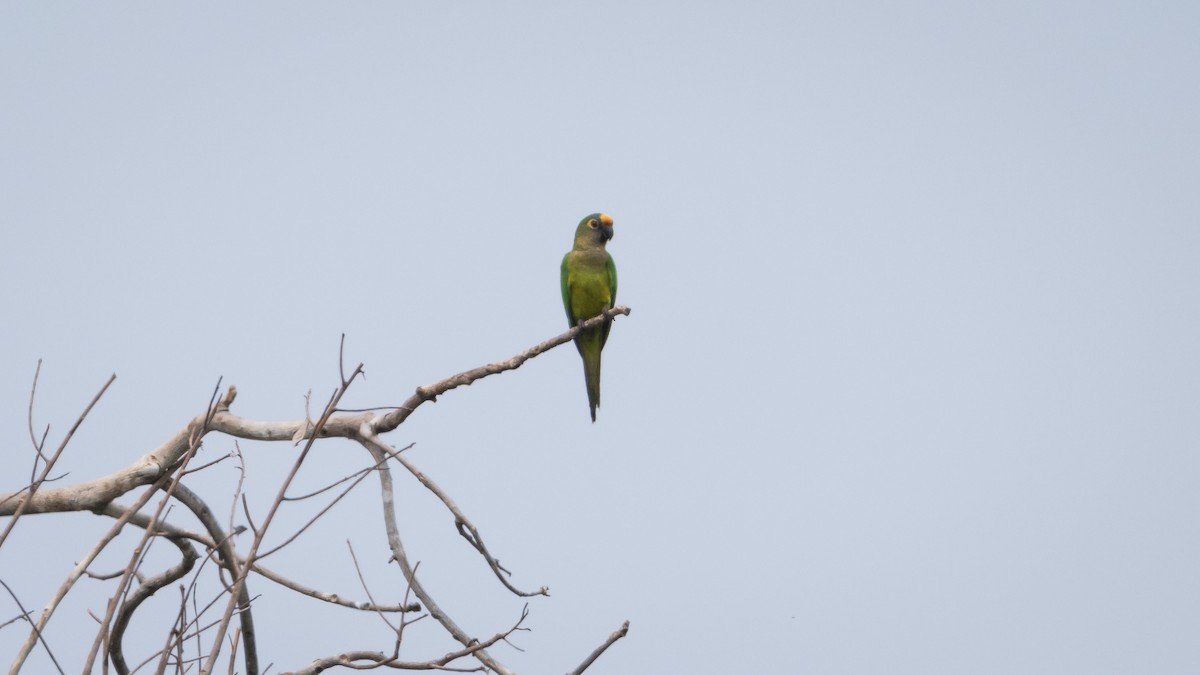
[588,219,598,228]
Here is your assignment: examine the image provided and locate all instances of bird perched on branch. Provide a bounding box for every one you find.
[561,212,618,422]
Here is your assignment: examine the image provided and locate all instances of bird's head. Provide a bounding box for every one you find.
[576,212,614,245]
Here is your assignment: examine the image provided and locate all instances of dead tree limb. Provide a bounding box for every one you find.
[1,308,633,675]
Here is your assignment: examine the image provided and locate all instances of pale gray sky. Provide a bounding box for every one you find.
[2,2,1199,673]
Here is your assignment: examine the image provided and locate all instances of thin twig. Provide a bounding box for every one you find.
[26,359,50,466]
[0,373,116,547]
[367,435,548,598]
[395,561,423,649]
[282,465,375,502]
[147,585,189,675]
[0,578,66,675]
[257,461,377,560]
[338,333,348,387]
[346,541,397,633]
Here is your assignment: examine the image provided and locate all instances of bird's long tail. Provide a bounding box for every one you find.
[576,328,603,422]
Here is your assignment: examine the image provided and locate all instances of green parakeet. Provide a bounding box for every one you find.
[561,212,618,422]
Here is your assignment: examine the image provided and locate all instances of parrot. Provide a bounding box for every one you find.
[560,212,618,422]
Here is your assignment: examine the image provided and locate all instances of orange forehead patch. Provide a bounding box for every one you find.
[599,214,614,226]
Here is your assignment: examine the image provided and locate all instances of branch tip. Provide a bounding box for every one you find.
[219,386,238,411]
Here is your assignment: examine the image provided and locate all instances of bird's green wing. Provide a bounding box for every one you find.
[560,252,576,325]
[600,253,618,348]
[606,254,617,307]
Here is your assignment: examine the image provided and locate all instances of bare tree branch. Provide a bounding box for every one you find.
[84,426,213,675]
[568,620,630,675]
[3,309,634,674]
[0,309,632,520]
[359,439,514,675]
[376,306,630,433]
[12,475,171,673]
[285,604,530,674]
[171,482,260,672]
[108,527,199,675]
[200,365,363,675]
[99,502,419,615]
[251,564,421,615]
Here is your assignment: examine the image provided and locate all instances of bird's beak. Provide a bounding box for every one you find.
[599,213,614,241]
